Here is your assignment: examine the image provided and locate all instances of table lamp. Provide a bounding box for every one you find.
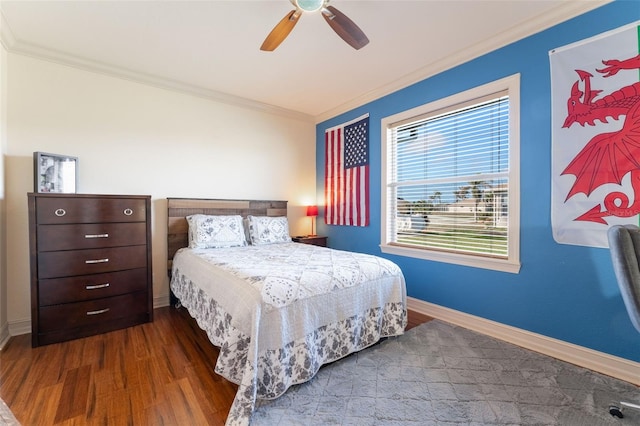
[306,205,318,236]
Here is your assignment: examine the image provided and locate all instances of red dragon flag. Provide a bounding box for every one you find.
[550,22,640,248]
[324,114,370,227]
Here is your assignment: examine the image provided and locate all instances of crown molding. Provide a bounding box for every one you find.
[17,42,314,123]
[314,0,613,123]
[0,8,314,123]
[0,1,612,125]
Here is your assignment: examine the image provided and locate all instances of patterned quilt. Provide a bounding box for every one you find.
[0,397,19,425]
[170,242,407,426]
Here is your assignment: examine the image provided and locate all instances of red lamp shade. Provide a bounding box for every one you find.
[306,205,318,236]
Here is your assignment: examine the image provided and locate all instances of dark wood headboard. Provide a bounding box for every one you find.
[167,198,288,273]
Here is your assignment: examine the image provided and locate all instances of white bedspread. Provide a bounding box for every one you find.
[0,397,20,426]
[170,242,407,426]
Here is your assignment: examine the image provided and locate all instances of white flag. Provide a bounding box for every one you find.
[550,22,640,247]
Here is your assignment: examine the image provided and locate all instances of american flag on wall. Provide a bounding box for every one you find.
[324,114,370,227]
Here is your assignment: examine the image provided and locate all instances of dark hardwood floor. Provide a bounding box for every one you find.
[0,307,430,425]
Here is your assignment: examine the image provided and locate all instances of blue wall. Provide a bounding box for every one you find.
[315,1,640,362]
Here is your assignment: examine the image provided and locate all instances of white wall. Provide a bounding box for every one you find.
[5,53,316,334]
[0,39,7,346]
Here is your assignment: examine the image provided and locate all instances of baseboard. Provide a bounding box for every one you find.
[154,294,170,308]
[408,297,640,386]
[0,321,9,350]
[7,318,30,338]
[6,294,637,385]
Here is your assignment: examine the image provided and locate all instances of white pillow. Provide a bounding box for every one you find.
[186,214,247,248]
[247,215,292,245]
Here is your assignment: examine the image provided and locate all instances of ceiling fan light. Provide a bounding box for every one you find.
[295,0,325,13]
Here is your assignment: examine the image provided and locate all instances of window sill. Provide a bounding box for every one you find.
[380,244,521,274]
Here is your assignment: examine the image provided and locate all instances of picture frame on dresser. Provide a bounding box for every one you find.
[33,152,78,193]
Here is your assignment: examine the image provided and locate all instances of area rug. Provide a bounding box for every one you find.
[0,398,19,426]
[251,320,639,425]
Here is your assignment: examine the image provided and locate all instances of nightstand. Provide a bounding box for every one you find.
[292,236,327,247]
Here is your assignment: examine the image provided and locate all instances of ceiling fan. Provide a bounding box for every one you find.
[261,0,369,51]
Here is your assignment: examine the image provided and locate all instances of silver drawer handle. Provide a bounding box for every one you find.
[123,208,133,216]
[54,208,66,217]
[85,233,109,239]
[86,308,110,316]
[86,283,110,290]
[85,258,109,264]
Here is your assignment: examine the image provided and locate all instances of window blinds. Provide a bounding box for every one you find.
[387,93,510,258]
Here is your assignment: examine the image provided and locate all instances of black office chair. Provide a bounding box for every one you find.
[607,224,640,418]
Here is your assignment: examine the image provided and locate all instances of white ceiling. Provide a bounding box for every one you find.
[0,0,609,122]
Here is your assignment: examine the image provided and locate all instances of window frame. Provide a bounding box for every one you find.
[380,74,521,273]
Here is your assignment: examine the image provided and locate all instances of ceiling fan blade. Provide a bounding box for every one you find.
[261,10,301,51]
[322,5,369,50]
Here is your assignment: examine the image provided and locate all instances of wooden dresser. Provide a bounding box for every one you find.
[28,193,153,347]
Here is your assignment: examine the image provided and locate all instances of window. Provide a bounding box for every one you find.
[381,75,520,273]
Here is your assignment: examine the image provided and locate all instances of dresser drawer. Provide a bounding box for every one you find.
[38,245,147,279]
[36,196,146,224]
[38,292,149,332]
[37,222,147,252]
[39,268,148,306]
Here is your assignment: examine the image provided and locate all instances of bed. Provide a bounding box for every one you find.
[167,198,407,426]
